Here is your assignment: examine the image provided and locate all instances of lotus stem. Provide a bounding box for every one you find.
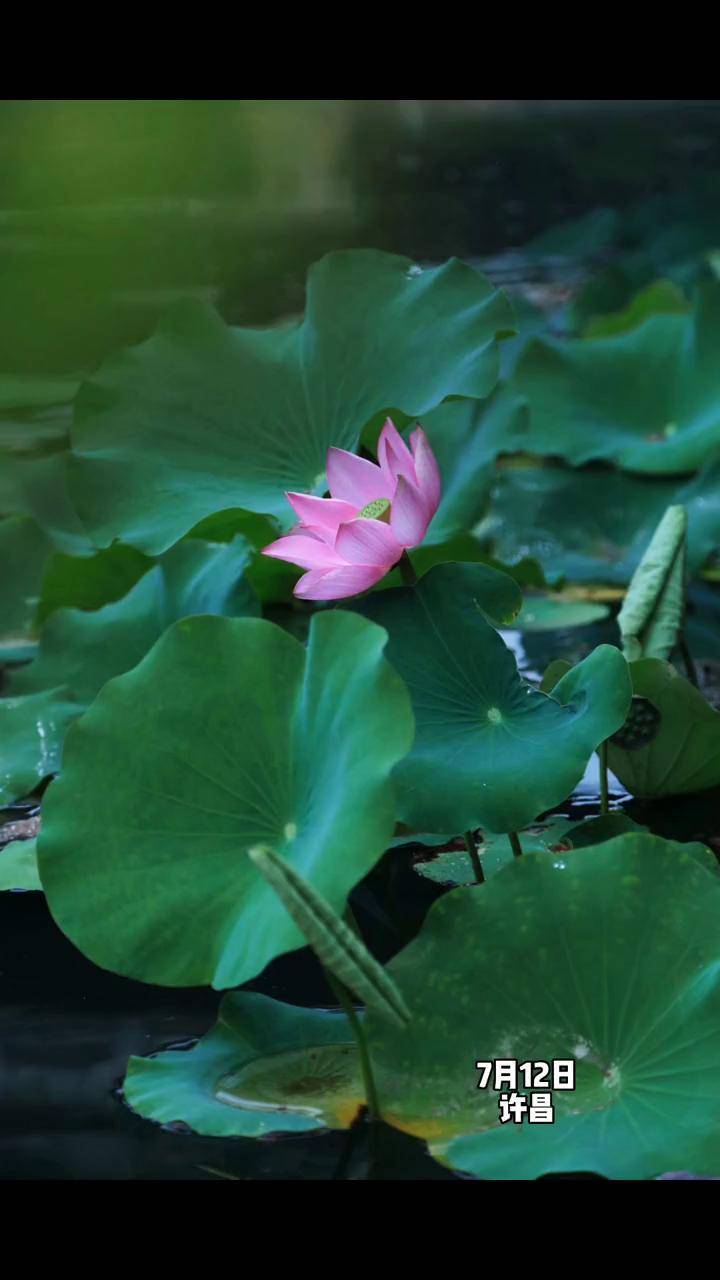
[324,969,381,1122]
[398,550,418,586]
[599,739,609,815]
[464,830,485,884]
[508,831,523,859]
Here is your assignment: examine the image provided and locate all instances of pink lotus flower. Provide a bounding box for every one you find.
[262,418,441,600]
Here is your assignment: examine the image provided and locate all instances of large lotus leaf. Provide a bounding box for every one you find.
[0,838,41,891]
[354,564,631,833]
[125,992,362,1137]
[481,461,720,583]
[608,658,720,798]
[39,611,414,987]
[0,538,258,805]
[366,834,720,1179]
[502,285,720,474]
[69,250,514,554]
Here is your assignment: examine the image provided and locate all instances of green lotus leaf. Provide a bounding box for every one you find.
[125,992,363,1137]
[617,505,687,661]
[355,564,631,833]
[36,543,153,625]
[502,285,720,474]
[0,838,41,891]
[515,595,610,631]
[583,279,689,339]
[69,250,514,554]
[365,834,720,1179]
[377,535,545,598]
[412,813,646,885]
[608,658,720,798]
[39,610,414,987]
[481,461,720,583]
[0,538,258,805]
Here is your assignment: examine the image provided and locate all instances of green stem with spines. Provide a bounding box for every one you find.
[324,968,381,1120]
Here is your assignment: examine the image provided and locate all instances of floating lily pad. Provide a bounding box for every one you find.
[1,538,258,805]
[355,564,631,833]
[608,658,720,798]
[503,285,720,474]
[0,838,41,891]
[125,992,362,1137]
[39,611,414,987]
[515,595,610,631]
[70,250,513,554]
[365,834,720,1179]
[413,813,645,885]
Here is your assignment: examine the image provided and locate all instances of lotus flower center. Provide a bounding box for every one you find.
[360,497,391,522]
[487,707,503,725]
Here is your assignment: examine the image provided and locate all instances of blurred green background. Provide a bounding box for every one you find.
[3,98,720,373]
